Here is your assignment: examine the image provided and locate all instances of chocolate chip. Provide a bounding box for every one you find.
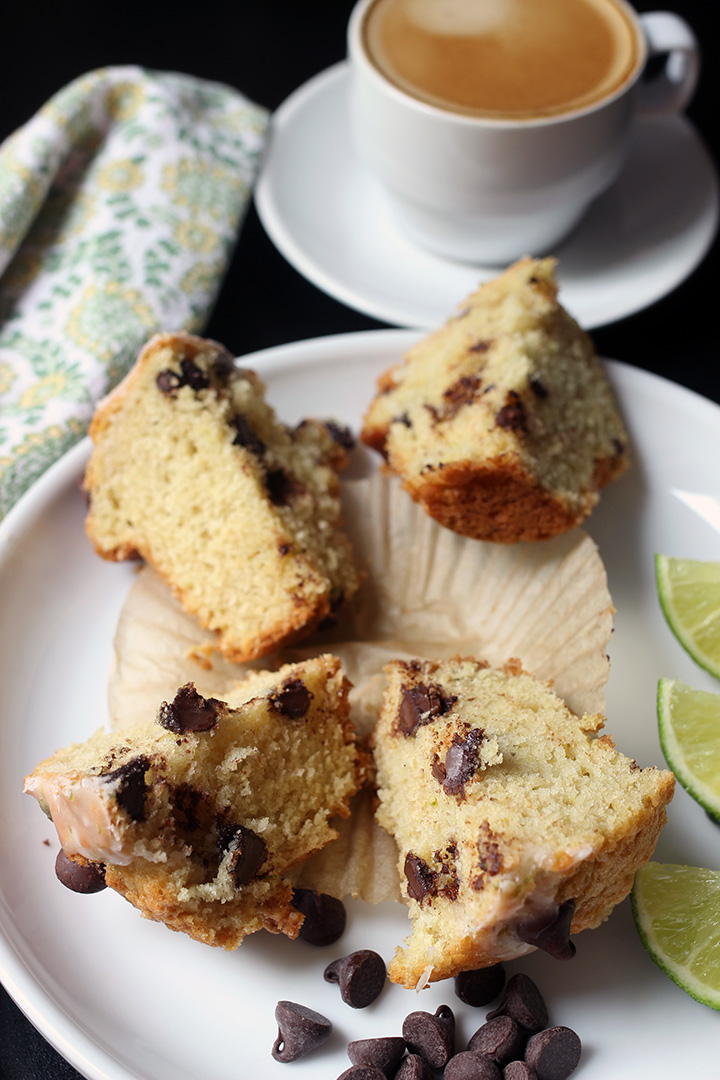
[444,1051,501,1080]
[55,850,106,894]
[324,949,386,1008]
[216,820,267,886]
[402,1005,455,1068]
[496,393,528,433]
[270,678,312,720]
[524,1027,581,1080]
[442,374,483,418]
[156,358,210,394]
[435,728,485,796]
[395,1053,435,1080]
[158,684,222,734]
[504,1063,537,1079]
[271,1000,332,1062]
[397,682,456,737]
[515,900,577,961]
[468,1017,524,1067]
[455,965,506,1007]
[291,888,347,946]
[487,975,548,1034]
[325,421,356,449]
[404,851,438,903]
[347,1037,406,1075]
[231,413,265,457]
[102,755,150,822]
[528,375,549,399]
[265,467,298,505]
[337,1067,387,1080]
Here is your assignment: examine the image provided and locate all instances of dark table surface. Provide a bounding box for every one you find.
[1,2,718,1077]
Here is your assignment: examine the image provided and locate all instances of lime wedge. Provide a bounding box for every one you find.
[655,555,720,678]
[657,678,720,820]
[632,862,720,1010]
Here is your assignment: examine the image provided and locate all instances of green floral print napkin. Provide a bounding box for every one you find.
[0,65,268,518]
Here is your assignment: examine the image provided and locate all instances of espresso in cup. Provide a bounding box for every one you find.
[362,0,640,120]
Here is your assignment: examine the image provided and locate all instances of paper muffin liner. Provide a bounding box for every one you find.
[108,473,614,903]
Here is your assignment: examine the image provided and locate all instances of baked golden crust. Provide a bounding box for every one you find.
[362,258,629,543]
[84,332,359,662]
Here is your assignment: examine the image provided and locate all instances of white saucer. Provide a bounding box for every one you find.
[255,62,719,330]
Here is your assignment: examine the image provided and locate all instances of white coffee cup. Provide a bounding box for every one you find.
[347,0,700,264]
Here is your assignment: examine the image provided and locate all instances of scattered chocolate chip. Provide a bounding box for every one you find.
[156,369,180,393]
[435,728,485,796]
[55,850,106,894]
[395,1053,435,1080]
[397,682,456,737]
[515,900,577,961]
[444,1050,501,1080]
[503,1063,536,1080]
[216,821,267,886]
[524,1027,581,1080]
[468,340,492,353]
[337,1066,387,1080]
[156,358,211,394]
[271,1000,332,1062]
[455,965,506,1007]
[210,350,237,380]
[468,1017,524,1067]
[158,684,221,734]
[324,949,386,1008]
[404,851,438,903]
[347,1036,406,1075]
[231,413,265,456]
[495,393,528,433]
[487,975,548,1034]
[270,678,312,720]
[402,1005,455,1068]
[103,755,150,822]
[528,375,549,399]
[393,412,412,428]
[612,438,625,456]
[291,888,347,946]
[265,467,298,506]
[325,420,356,449]
[443,374,483,418]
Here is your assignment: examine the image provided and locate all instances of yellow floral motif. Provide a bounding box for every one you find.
[19,373,72,410]
[106,81,145,122]
[96,159,144,193]
[0,362,17,395]
[180,260,222,297]
[66,282,156,363]
[174,221,218,254]
[161,159,246,221]
[0,419,84,469]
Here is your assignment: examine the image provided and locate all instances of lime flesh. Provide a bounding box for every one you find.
[632,862,720,1010]
[657,677,720,820]
[655,555,720,678]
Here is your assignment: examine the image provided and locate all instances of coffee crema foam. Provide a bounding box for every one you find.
[363,0,641,119]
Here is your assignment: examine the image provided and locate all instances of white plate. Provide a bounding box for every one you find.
[255,63,719,330]
[2,329,720,1080]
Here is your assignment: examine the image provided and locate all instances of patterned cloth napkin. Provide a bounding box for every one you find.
[0,66,268,519]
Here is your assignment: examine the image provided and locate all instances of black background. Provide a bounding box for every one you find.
[0,2,718,1076]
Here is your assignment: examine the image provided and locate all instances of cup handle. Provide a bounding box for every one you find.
[636,12,700,117]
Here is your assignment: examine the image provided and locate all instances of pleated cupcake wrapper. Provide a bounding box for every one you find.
[107,473,614,905]
[0,66,268,518]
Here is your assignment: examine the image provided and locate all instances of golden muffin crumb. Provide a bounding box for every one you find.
[84,331,360,662]
[24,655,364,949]
[373,657,674,987]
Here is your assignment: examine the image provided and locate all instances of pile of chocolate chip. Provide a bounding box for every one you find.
[272,890,582,1080]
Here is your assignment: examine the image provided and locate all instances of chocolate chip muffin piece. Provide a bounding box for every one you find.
[24,655,364,949]
[372,657,674,988]
[84,332,359,662]
[361,258,629,543]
